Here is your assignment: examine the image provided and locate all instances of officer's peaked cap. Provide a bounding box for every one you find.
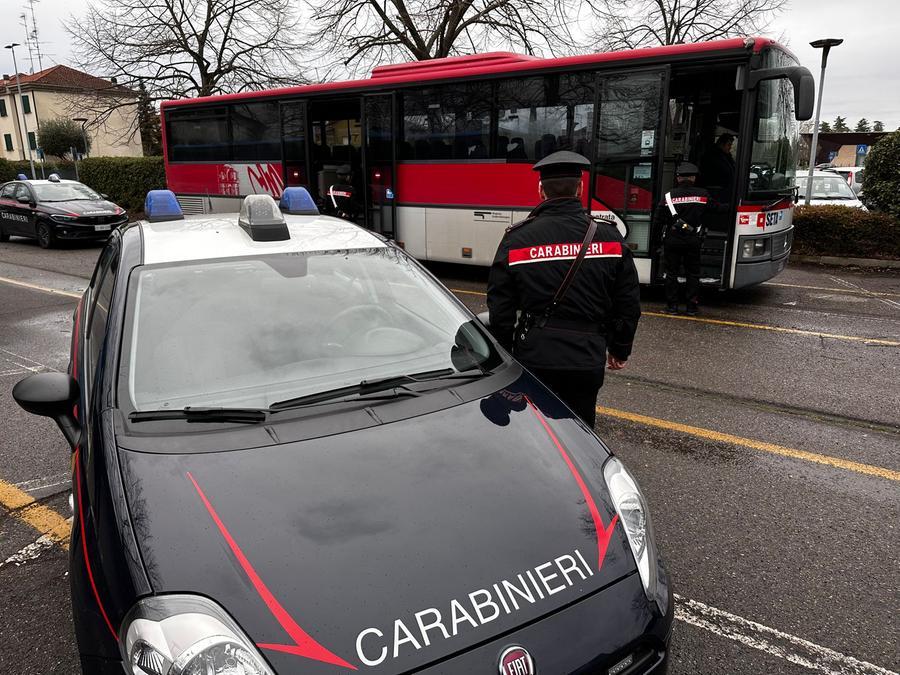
[337,164,351,175]
[676,162,700,176]
[533,151,590,179]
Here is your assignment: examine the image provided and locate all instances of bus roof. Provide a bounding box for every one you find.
[162,37,788,111]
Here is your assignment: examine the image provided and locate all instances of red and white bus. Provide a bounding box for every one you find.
[160,37,813,288]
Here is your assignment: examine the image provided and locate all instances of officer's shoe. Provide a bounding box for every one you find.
[686,303,699,316]
[664,304,679,315]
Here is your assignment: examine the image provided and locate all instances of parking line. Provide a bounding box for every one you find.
[595,405,900,482]
[675,594,898,675]
[764,281,900,299]
[0,477,71,550]
[448,287,900,347]
[0,275,82,299]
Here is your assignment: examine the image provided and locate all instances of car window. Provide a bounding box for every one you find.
[86,244,119,393]
[14,184,32,202]
[0,183,15,199]
[797,176,856,199]
[122,247,499,411]
[32,182,101,202]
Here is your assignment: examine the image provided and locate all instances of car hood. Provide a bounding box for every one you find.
[117,379,636,673]
[39,199,122,216]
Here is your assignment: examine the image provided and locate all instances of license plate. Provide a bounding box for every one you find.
[94,224,112,232]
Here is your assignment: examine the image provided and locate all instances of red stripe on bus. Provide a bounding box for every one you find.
[524,398,619,571]
[187,472,357,670]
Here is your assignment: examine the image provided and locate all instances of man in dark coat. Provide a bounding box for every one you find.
[699,133,736,202]
[487,151,641,427]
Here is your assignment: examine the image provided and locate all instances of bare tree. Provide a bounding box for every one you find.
[304,0,578,75]
[587,0,787,51]
[65,0,308,142]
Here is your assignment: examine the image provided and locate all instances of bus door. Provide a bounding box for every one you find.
[590,67,669,286]
[362,93,397,237]
[280,100,309,189]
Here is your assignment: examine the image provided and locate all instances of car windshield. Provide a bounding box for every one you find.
[123,247,500,411]
[33,182,101,201]
[796,176,857,200]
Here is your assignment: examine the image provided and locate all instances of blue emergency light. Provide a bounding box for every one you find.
[145,190,184,223]
[16,173,28,180]
[279,187,319,216]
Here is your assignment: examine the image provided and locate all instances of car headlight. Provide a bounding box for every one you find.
[603,457,658,603]
[120,595,275,675]
[740,237,770,260]
[50,214,78,222]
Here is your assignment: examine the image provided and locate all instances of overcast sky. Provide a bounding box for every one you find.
[5,0,899,129]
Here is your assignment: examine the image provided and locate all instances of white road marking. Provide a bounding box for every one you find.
[828,275,900,312]
[675,594,898,675]
[0,534,56,569]
[13,472,70,495]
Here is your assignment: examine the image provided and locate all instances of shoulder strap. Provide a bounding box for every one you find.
[538,215,598,328]
[328,185,339,209]
[664,191,679,216]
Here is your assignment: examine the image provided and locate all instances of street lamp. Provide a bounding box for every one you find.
[804,38,843,206]
[4,43,37,180]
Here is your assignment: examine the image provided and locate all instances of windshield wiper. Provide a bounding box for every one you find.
[269,367,491,411]
[129,406,268,423]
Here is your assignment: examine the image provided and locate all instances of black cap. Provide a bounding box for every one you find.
[676,162,700,176]
[533,151,590,179]
[337,164,351,175]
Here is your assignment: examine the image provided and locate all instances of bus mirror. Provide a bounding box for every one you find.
[794,71,815,121]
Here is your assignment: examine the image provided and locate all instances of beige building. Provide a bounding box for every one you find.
[0,64,142,163]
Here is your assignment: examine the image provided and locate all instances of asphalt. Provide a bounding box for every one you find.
[0,235,897,674]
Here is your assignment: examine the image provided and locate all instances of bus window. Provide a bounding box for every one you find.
[231,102,281,160]
[281,101,307,187]
[401,82,491,161]
[166,107,230,162]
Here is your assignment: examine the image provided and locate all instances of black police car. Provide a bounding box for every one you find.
[0,174,127,248]
[13,189,672,674]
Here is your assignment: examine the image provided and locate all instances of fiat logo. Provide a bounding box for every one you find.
[498,645,535,675]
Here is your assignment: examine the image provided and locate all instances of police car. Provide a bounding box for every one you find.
[13,189,672,675]
[0,174,127,248]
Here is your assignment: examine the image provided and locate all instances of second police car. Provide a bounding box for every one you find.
[13,188,672,674]
[0,173,127,248]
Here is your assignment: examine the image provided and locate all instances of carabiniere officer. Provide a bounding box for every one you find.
[487,151,642,427]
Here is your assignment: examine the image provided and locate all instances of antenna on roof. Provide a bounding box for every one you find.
[20,13,36,74]
[25,0,44,72]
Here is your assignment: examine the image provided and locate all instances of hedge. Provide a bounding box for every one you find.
[78,156,166,214]
[793,205,900,260]
[0,158,77,181]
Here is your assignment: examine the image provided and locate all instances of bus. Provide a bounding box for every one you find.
[160,37,813,289]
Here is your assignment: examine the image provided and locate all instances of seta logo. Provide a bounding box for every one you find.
[499,646,535,675]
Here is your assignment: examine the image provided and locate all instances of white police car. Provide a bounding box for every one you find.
[13,188,672,674]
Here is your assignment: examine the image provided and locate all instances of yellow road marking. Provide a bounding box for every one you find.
[0,477,71,549]
[448,288,900,347]
[763,281,900,298]
[596,405,900,482]
[0,275,81,299]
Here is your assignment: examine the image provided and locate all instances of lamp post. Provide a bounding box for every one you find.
[4,43,37,180]
[72,117,89,159]
[804,38,843,206]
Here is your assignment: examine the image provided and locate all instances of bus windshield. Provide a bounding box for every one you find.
[749,53,801,196]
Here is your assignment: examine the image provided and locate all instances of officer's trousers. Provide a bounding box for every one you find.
[530,368,605,427]
[664,235,702,307]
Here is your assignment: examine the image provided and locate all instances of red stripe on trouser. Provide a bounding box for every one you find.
[187,472,357,670]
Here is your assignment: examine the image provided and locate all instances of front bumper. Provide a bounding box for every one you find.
[49,219,126,240]
[733,252,790,289]
[420,571,673,674]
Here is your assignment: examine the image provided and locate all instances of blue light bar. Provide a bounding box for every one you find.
[279,187,319,216]
[16,173,28,180]
[145,190,184,222]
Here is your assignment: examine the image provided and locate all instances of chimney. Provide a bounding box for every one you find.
[2,74,8,80]
[111,76,118,84]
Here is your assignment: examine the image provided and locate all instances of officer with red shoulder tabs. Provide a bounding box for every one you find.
[656,162,719,316]
[487,151,641,427]
[326,165,359,222]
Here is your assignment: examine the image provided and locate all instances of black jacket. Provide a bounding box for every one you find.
[654,185,716,238]
[487,198,641,369]
[699,147,735,198]
[326,181,358,218]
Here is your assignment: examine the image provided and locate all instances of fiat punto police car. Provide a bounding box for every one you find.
[13,189,672,675]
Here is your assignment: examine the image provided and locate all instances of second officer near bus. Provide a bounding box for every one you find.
[487,151,641,427]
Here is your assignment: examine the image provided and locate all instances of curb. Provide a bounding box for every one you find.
[792,254,900,269]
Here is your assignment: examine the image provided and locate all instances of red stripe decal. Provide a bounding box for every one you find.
[509,241,622,266]
[187,472,357,670]
[524,398,618,571]
[74,448,119,642]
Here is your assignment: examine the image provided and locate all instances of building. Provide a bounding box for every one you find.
[0,64,143,163]
[800,131,889,168]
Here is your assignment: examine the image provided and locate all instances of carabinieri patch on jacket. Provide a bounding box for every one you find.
[508,241,622,266]
[669,195,708,204]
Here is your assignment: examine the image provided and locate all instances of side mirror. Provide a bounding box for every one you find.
[476,311,491,327]
[16,194,31,205]
[101,193,109,200]
[12,373,81,449]
[793,71,815,121]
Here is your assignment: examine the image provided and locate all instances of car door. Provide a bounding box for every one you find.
[12,183,37,236]
[0,182,18,235]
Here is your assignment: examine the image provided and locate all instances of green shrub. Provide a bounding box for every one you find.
[0,158,77,181]
[793,205,900,259]
[862,130,900,218]
[78,156,166,213]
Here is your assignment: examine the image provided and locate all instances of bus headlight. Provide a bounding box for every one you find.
[603,457,658,604]
[740,237,770,260]
[120,595,274,675]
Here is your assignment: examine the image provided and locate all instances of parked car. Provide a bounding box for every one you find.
[825,166,865,195]
[13,189,673,675]
[796,171,867,209]
[0,174,127,248]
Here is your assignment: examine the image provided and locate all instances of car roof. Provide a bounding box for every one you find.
[137,212,387,266]
[801,171,854,178]
[21,179,82,186]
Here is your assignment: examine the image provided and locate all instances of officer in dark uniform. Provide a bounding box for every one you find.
[656,162,714,316]
[326,165,359,221]
[487,151,641,427]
